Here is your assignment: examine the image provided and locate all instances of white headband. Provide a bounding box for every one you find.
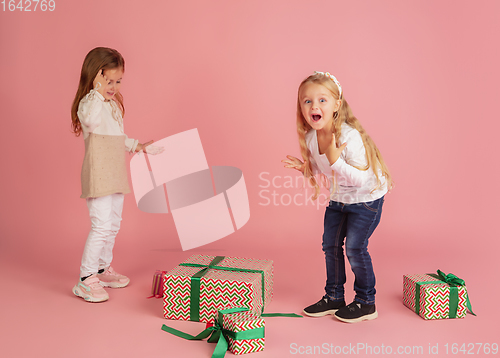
[314,71,342,99]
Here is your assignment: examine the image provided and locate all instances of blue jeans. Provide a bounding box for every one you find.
[322,196,384,305]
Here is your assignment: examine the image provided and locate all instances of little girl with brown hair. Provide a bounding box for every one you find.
[70,47,163,302]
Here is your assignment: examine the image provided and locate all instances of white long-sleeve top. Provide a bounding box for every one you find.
[78,88,138,152]
[306,123,387,204]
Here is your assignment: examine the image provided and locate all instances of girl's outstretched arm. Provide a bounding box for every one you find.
[135,140,154,152]
[134,140,164,155]
[282,155,306,174]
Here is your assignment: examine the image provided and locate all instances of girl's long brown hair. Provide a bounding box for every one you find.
[297,73,393,199]
[71,47,125,136]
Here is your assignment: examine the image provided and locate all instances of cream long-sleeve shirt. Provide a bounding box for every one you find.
[306,123,387,204]
[78,88,139,152]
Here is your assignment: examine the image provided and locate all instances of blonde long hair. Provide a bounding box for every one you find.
[297,73,393,199]
[71,47,125,136]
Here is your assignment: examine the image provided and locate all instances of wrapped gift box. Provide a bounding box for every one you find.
[403,273,471,320]
[163,255,273,323]
[161,307,265,356]
[149,270,165,298]
[218,307,265,355]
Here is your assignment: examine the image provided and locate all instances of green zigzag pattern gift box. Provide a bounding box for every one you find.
[403,273,472,320]
[163,255,273,323]
[219,308,265,355]
[161,307,266,356]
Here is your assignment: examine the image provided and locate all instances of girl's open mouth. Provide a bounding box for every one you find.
[312,114,322,122]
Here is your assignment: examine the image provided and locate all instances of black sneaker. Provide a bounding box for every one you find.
[303,296,346,317]
[334,301,378,323]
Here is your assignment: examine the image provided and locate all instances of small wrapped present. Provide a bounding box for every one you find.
[163,255,273,323]
[148,270,165,298]
[403,270,475,320]
[162,307,265,357]
[218,307,265,355]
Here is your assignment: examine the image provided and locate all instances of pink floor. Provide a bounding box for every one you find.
[1,240,497,358]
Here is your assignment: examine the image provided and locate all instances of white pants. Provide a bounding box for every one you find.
[80,193,124,277]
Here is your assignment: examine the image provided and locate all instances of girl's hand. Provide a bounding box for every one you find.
[144,144,165,155]
[93,69,108,94]
[282,155,306,173]
[136,140,154,153]
[325,133,347,165]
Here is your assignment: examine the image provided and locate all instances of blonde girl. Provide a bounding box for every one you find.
[70,47,162,303]
[283,71,392,323]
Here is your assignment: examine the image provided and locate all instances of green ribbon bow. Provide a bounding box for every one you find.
[415,269,476,319]
[179,256,268,321]
[161,307,265,358]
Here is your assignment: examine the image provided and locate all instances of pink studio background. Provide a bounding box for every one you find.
[1,1,499,357]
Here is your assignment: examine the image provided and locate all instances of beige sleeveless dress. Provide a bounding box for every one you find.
[80,133,131,198]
